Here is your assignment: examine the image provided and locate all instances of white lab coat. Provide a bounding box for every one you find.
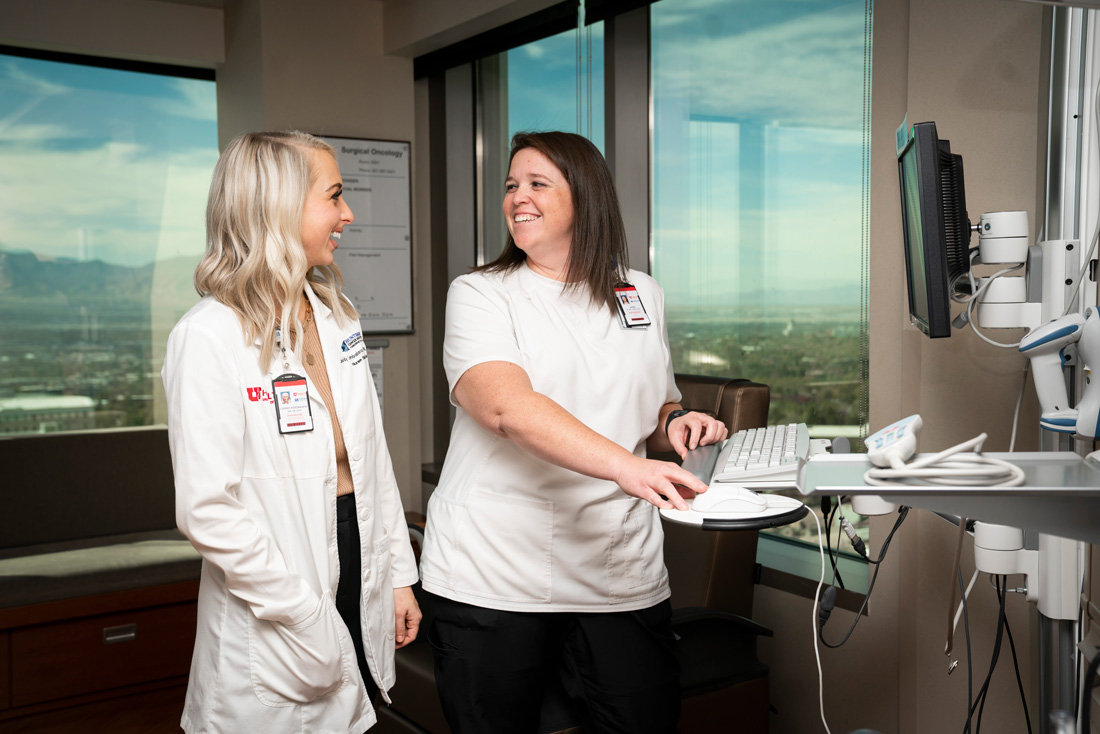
[163,286,417,734]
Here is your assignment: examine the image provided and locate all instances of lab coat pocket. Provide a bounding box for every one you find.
[454,489,553,603]
[606,499,666,598]
[248,591,349,706]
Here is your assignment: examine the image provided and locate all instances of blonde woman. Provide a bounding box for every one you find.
[163,131,420,734]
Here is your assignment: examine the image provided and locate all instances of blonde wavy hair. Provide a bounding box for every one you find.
[195,131,358,367]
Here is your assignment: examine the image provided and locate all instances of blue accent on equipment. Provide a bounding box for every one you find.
[1019,324,1081,353]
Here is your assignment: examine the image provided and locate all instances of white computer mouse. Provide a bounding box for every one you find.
[691,484,768,514]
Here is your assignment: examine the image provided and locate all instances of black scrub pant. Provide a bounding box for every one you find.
[335,491,380,703]
[426,592,680,734]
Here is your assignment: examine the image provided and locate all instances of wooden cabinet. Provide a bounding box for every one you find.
[0,633,10,712]
[0,581,198,731]
[11,602,195,708]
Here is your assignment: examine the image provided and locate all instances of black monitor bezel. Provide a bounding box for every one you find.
[897,121,969,339]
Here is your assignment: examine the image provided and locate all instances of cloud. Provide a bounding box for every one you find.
[0,139,216,266]
[0,121,73,144]
[0,59,70,96]
[653,1,867,129]
[0,60,72,137]
[152,78,218,122]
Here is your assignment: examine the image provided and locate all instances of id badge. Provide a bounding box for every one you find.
[273,373,314,434]
[614,284,651,328]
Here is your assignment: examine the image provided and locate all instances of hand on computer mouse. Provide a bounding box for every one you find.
[672,484,701,500]
[612,455,707,511]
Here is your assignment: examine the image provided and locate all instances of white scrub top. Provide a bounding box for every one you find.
[420,264,681,612]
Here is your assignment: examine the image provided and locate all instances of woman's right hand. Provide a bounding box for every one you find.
[611,455,708,511]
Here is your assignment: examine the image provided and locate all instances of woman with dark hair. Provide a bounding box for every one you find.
[419,131,727,733]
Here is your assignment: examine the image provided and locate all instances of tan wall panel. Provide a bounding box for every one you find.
[383,0,562,57]
[0,0,223,67]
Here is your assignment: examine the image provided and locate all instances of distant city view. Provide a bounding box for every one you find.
[0,249,200,434]
[667,303,865,441]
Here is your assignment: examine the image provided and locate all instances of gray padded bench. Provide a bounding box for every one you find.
[0,427,200,610]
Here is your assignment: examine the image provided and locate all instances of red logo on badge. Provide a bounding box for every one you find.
[246,387,274,403]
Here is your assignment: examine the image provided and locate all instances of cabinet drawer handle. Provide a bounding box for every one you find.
[103,623,137,644]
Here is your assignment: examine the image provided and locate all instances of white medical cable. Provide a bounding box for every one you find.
[945,569,981,652]
[1008,362,1029,452]
[810,505,833,734]
[864,433,1026,487]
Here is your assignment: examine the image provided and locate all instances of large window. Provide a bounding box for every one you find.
[0,52,217,435]
[651,0,872,551]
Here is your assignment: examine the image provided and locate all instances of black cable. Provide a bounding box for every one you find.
[863,506,909,565]
[972,576,1008,732]
[818,507,909,648]
[1002,603,1032,734]
[1081,643,1100,734]
[961,569,974,734]
[825,500,845,589]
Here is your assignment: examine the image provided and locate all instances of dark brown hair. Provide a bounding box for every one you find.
[479,131,630,313]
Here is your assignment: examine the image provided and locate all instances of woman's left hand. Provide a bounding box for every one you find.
[393,586,422,649]
[667,412,728,460]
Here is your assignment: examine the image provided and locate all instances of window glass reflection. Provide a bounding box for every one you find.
[652,0,871,545]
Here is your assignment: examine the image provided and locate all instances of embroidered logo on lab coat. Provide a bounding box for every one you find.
[341,332,364,353]
[246,387,275,403]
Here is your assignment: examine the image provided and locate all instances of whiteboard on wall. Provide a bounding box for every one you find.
[320,136,413,334]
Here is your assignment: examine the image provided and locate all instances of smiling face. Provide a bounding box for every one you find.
[503,147,575,278]
[300,149,353,269]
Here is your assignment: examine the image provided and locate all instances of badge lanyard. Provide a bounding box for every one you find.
[273,325,314,434]
[614,283,652,329]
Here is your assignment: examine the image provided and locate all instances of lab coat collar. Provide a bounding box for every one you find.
[248,282,337,350]
[303,281,336,323]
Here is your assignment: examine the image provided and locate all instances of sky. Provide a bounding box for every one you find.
[0,54,218,268]
[497,0,868,308]
[651,0,868,307]
[0,0,868,308]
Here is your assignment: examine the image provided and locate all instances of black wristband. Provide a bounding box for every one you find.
[664,409,692,438]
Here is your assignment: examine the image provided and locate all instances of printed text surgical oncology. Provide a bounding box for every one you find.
[342,146,403,159]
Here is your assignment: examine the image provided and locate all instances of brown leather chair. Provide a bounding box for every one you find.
[378,374,772,734]
[661,374,773,734]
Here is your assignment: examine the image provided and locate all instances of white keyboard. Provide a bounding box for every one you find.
[682,423,815,486]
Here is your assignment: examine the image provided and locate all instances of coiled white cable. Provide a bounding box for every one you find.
[864,433,1025,487]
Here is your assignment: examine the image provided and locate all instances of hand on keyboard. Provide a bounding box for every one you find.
[665,410,730,459]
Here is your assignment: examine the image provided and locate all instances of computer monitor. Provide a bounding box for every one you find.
[896,120,973,338]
